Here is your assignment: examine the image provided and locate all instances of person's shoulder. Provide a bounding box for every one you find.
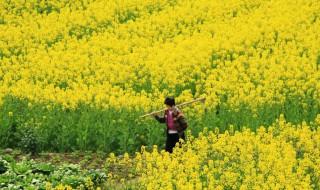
[173,107,182,115]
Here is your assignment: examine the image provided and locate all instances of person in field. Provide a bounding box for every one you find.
[153,97,188,153]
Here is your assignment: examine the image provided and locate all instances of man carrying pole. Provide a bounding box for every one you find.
[141,97,205,153]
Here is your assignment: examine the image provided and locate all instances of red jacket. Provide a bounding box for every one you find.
[154,107,188,132]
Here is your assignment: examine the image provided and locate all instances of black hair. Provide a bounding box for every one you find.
[164,97,175,106]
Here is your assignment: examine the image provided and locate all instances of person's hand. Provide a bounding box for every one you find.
[152,111,158,116]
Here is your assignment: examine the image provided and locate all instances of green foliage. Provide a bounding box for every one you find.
[0,94,319,155]
[0,156,107,189]
[32,163,55,175]
[20,122,41,155]
[0,159,9,174]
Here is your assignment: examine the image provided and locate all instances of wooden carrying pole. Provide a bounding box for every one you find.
[140,97,206,118]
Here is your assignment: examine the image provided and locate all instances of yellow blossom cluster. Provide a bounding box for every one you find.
[0,0,319,113]
[45,178,101,190]
[118,114,319,189]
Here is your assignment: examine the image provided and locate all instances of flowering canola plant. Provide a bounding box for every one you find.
[0,0,319,112]
[0,0,319,158]
[110,115,320,189]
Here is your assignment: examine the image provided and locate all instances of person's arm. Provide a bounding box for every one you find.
[177,113,188,131]
[153,111,166,123]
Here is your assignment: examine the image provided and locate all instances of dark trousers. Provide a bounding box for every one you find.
[165,132,185,153]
